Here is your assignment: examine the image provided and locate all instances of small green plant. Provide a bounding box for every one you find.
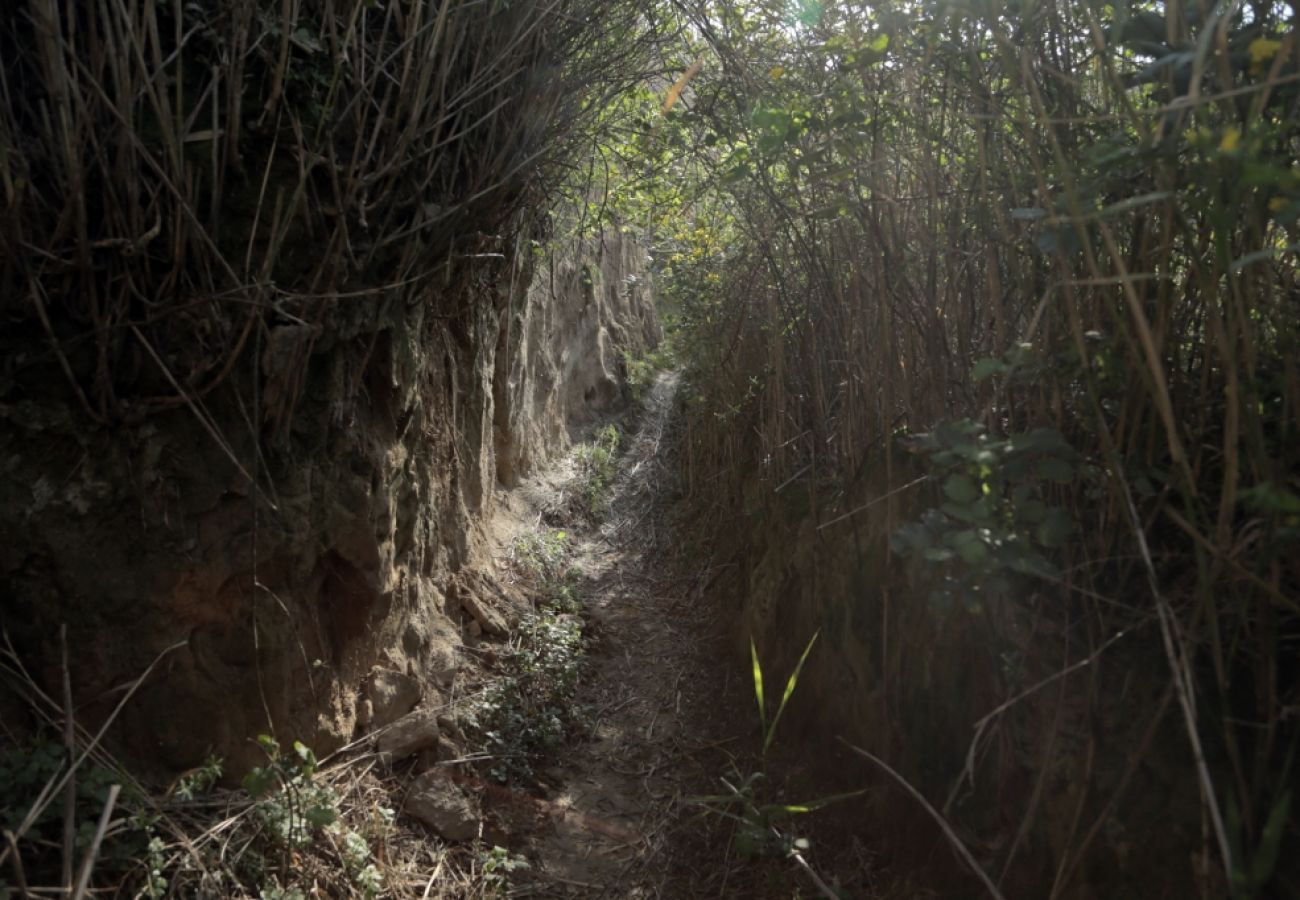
[480,844,531,895]
[170,754,223,800]
[512,528,569,578]
[243,736,339,847]
[692,632,861,862]
[241,737,385,897]
[259,882,306,900]
[623,346,675,400]
[573,424,620,516]
[142,835,169,899]
[0,734,163,890]
[332,825,384,898]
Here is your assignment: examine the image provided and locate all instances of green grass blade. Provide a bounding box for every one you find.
[750,636,766,735]
[763,630,819,754]
[759,788,867,817]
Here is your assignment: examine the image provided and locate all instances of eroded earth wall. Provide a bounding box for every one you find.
[0,231,658,774]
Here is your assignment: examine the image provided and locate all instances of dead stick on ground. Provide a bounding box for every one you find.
[61,625,75,893]
[70,784,119,900]
[839,737,1008,900]
[3,830,29,899]
[788,846,841,900]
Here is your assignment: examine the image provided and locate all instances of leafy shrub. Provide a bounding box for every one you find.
[891,419,1083,612]
[465,611,587,784]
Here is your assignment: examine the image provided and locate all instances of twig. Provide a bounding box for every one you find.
[3,830,29,899]
[789,847,842,900]
[946,628,1131,813]
[839,738,1008,900]
[60,625,75,893]
[70,784,120,900]
[816,476,928,531]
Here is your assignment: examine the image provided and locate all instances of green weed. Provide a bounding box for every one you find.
[573,424,621,517]
[623,345,674,400]
[242,736,385,898]
[511,528,583,612]
[0,734,162,889]
[480,844,531,896]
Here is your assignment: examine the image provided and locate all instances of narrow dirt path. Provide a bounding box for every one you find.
[520,372,730,897]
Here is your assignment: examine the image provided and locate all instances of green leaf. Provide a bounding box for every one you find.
[764,631,819,754]
[1249,790,1291,888]
[750,638,766,736]
[1038,457,1076,483]
[943,473,980,504]
[758,788,867,817]
[943,498,993,523]
[1036,508,1073,548]
[971,358,1007,381]
[955,534,989,566]
[1006,548,1061,580]
[242,767,278,799]
[305,804,337,828]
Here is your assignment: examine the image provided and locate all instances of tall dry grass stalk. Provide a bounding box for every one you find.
[2,0,660,434]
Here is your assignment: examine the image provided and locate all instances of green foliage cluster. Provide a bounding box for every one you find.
[242,736,387,899]
[473,527,590,784]
[573,424,622,517]
[0,736,160,888]
[479,844,532,896]
[892,420,1083,612]
[511,528,582,611]
[622,343,675,400]
[465,610,587,784]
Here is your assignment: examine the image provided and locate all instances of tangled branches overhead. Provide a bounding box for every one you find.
[0,0,662,425]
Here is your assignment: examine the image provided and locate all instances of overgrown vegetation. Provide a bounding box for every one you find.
[463,528,589,785]
[464,610,587,785]
[0,725,394,898]
[0,2,666,891]
[4,0,1297,894]
[0,0,665,430]
[623,343,677,401]
[632,0,1299,895]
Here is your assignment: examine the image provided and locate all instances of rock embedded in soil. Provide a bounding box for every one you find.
[459,587,508,637]
[358,667,421,730]
[376,706,440,760]
[412,735,463,775]
[404,771,480,841]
